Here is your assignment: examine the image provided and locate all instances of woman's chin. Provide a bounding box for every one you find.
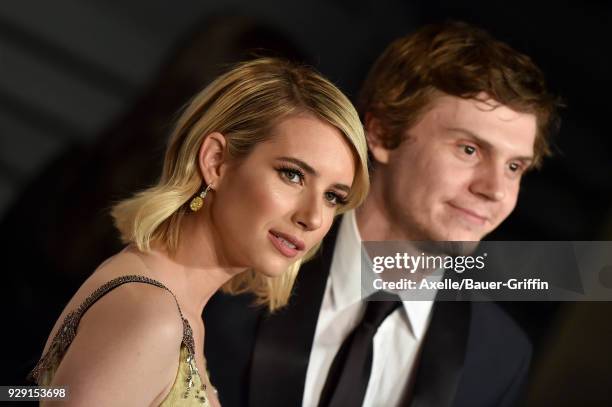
[257,266,289,278]
[254,257,298,278]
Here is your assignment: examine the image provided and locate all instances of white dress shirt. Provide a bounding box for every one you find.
[302,210,436,407]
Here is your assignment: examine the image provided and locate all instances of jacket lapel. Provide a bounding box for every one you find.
[248,219,341,407]
[409,299,471,407]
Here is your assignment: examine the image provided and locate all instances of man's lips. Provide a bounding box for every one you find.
[447,203,488,225]
[268,230,305,258]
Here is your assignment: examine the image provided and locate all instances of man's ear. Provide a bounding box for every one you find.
[364,113,391,164]
[198,132,228,187]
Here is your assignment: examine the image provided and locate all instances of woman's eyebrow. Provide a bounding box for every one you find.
[332,183,351,194]
[276,157,317,175]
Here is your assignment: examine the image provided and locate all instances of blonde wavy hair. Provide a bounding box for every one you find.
[111,57,369,311]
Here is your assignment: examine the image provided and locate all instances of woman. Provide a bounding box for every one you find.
[29,57,369,406]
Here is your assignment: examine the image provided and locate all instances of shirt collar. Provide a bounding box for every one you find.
[328,210,435,340]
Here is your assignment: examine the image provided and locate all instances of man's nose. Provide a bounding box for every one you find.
[292,191,323,231]
[470,163,506,201]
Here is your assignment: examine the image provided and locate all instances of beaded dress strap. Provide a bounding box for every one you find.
[29,275,196,382]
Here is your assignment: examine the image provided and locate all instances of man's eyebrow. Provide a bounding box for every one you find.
[445,127,534,162]
[276,156,352,193]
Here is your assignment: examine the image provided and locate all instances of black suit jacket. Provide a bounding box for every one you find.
[204,219,532,407]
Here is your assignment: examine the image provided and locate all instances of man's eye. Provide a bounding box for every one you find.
[462,145,477,155]
[509,162,522,173]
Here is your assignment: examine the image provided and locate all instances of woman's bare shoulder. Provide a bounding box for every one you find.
[85,247,151,284]
[47,259,185,406]
[78,249,186,348]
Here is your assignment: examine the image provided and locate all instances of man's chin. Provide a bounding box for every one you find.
[414,240,481,256]
[429,227,486,243]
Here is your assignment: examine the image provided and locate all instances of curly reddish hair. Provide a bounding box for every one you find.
[359,21,561,168]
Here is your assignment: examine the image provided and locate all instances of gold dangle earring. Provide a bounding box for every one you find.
[189,184,213,212]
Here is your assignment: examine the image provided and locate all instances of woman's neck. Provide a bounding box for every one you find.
[139,212,248,316]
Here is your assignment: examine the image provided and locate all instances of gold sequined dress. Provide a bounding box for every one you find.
[28,275,214,406]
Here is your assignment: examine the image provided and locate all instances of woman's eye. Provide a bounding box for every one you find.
[280,168,304,184]
[324,191,346,206]
[325,192,337,204]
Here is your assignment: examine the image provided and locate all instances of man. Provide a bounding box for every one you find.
[204,21,559,407]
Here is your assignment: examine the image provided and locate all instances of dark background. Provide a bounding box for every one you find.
[1,1,611,406]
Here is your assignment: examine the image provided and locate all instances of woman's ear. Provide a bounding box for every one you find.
[364,112,391,165]
[198,132,228,187]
